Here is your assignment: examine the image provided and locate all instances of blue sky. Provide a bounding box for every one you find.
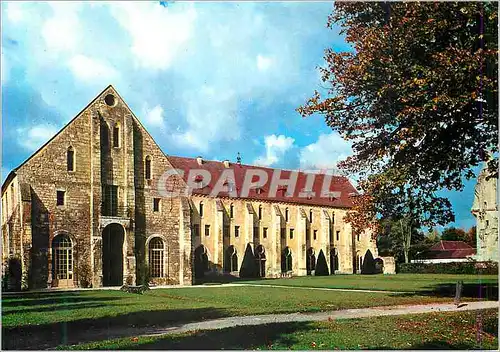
[1,1,478,230]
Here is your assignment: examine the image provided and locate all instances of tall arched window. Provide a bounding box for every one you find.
[230,203,234,218]
[149,237,164,278]
[52,234,73,283]
[67,147,75,172]
[281,247,292,273]
[224,245,238,272]
[285,208,289,222]
[199,201,204,217]
[258,205,262,220]
[113,122,120,147]
[145,156,152,180]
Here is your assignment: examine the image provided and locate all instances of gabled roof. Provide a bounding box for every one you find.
[424,240,476,259]
[167,156,358,208]
[2,85,115,195]
[429,240,474,251]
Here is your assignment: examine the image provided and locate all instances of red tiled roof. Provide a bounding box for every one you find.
[167,156,358,208]
[425,241,476,259]
[429,240,474,251]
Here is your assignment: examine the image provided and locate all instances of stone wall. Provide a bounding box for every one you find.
[189,195,378,278]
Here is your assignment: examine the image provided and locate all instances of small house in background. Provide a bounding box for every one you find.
[411,240,476,264]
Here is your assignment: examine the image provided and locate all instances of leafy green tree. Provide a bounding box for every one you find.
[441,226,476,246]
[299,2,498,235]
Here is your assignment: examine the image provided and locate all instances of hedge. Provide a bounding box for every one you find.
[397,261,498,275]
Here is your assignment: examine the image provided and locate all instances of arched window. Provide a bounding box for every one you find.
[199,201,204,217]
[255,245,266,277]
[145,156,152,180]
[67,147,75,172]
[281,247,292,273]
[309,209,313,223]
[285,208,289,222]
[52,234,73,283]
[224,245,238,272]
[258,205,262,220]
[113,122,120,148]
[149,237,164,278]
[306,247,316,275]
[230,203,234,218]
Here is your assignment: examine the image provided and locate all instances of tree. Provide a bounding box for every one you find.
[298,2,498,234]
[441,227,467,241]
[467,226,477,247]
[441,226,476,247]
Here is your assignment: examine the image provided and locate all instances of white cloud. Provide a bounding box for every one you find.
[143,104,165,127]
[256,54,273,71]
[172,85,240,152]
[299,132,352,172]
[254,134,295,167]
[5,2,26,23]
[17,125,58,151]
[41,2,83,54]
[110,2,197,70]
[67,55,119,83]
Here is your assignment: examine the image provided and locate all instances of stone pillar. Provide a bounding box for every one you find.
[295,207,307,276]
[271,205,281,277]
[214,201,224,273]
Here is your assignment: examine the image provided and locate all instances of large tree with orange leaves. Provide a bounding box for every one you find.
[298,2,498,236]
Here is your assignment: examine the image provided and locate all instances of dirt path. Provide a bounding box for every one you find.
[46,300,497,350]
[141,300,498,336]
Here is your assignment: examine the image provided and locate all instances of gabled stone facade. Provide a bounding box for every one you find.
[1,85,389,291]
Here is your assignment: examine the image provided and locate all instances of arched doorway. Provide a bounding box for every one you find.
[194,245,209,279]
[102,223,125,286]
[224,245,238,273]
[330,247,339,274]
[255,245,266,278]
[306,247,316,275]
[281,247,292,273]
[52,233,74,287]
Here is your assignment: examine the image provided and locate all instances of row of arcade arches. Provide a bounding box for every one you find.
[193,245,342,279]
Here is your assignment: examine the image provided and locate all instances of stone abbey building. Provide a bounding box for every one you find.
[1,86,391,290]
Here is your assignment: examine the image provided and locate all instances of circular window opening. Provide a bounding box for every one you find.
[104,94,116,107]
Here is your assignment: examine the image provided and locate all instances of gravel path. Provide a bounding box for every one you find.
[141,300,498,337]
[40,300,497,350]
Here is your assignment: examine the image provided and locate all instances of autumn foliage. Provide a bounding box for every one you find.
[299,2,498,235]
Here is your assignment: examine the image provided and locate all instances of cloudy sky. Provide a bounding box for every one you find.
[1,1,478,230]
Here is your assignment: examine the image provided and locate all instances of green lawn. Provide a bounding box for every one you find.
[2,274,498,350]
[2,285,460,329]
[236,273,499,293]
[61,309,498,350]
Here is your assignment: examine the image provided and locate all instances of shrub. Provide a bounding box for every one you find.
[361,249,377,274]
[397,261,498,275]
[315,250,329,276]
[239,244,258,278]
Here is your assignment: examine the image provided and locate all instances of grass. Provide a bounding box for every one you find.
[2,286,460,328]
[61,309,498,350]
[2,274,498,349]
[236,273,499,293]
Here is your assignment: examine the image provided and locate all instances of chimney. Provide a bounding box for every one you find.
[196,156,203,165]
[223,160,230,168]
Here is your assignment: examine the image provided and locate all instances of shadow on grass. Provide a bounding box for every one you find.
[80,322,314,350]
[63,322,498,350]
[2,294,120,308]
[390,283,498,300]
[2,307,231,350]
[2,302,113,315]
